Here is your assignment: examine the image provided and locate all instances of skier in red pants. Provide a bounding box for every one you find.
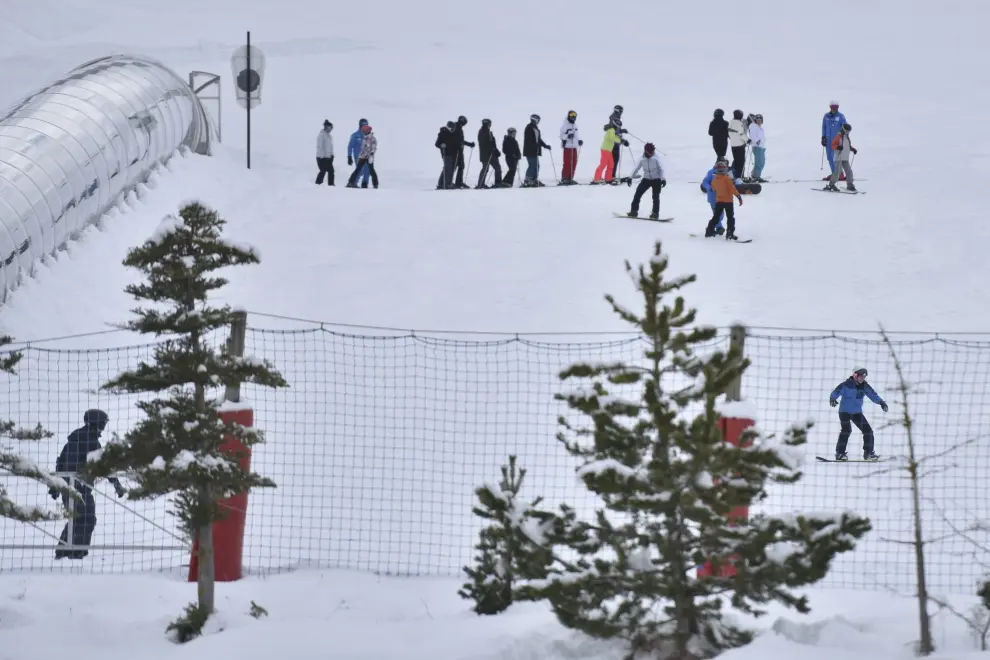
[559,110,582,185]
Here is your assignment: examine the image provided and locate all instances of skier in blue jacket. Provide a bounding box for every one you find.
[348,118,371,188]
[820,102,847,178]
[829,367,888,461]
[701,158,727,234]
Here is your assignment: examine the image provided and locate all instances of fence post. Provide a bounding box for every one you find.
[697,324,755,579]
[188,310,253,582]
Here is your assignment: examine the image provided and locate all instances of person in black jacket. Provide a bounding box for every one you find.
[522,114,551,187]
[502,128,521,187]
[436,120,455,189]
[450,115,476,189]
[48,409,125,559]
[708,108,729,160]
[607,105,627,177]
[476,118,503,189]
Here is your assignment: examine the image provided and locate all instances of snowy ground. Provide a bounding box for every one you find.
[1,570,988,660]
[1,0,989,657]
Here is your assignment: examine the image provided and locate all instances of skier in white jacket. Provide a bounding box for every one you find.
[558,110,582,185]
[727,109,749,179]
[747,114,766,182]
[624,143,666,219]
[315,120,335,186]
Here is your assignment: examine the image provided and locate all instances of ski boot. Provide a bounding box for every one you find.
[649,212,659,220]
[714,225,725,236]
[454,182,469,189]
[361,181,369,189]
[824,182,839,192]
[725,233,738,241]
[475,184,490,190]
[864,452,879,461]
[835,452,848,461]
[346,182,358,188]
[845,183,857,192]
[627,210,638,218]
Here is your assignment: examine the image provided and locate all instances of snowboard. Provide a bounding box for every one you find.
[689,233,752,244]
[813,188,865,195]
[815,456,895,463]
[613,212,673,222]
[698,182,762,194]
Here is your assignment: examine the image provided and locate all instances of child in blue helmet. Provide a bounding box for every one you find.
[348,118,371,188]
[701,158,728,235]
[829,367,888,461]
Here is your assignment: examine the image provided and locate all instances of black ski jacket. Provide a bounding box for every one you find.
[708,118,729,141]
[502,135,521,163]
[523,123,550,158]
[436,126,450,150]
[478,127,500,162]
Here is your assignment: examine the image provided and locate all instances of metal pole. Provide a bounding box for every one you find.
[246,31,251,169]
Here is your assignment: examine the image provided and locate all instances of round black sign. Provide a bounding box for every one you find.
[236,69,261,93]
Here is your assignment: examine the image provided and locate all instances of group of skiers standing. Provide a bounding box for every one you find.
[707,109,767,183]
[314,118,380,188]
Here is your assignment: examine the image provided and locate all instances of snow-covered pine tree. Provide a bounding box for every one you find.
[459,455,552,615]
[80,201,288,639]
[1,335,78,521]
[514,240,872,660]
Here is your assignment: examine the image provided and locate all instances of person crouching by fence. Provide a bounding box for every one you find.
[49,409,125,559]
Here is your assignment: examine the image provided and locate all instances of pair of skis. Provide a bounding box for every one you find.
[611,213,754,244]
[815,456,895,463]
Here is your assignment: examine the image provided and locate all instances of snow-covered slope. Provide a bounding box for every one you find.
[0,1,988,658]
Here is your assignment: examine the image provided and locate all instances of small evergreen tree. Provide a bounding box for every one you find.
[514,241,872,660]
[1,336,77,521]
[459,455,552,615]
[81,201,288,639]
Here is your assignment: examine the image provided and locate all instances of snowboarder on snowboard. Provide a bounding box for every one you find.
[624,142,665,219]
[829,367,887,461]
[821,101,848,180]
[705,162,742,240]
[826,123,857,192]
[559,110,582,184]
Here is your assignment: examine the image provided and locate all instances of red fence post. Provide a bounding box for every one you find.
[188,310,251,583]
[698,325,752,579]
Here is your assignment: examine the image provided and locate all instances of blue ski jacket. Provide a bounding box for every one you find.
[701,167,717,204]
[821,110,847,142]
[830,377,885,414]
[348,119,369,162]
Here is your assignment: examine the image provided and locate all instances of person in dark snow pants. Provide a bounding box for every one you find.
[315,120,334,186]
[436,121,455,189]
[476,118,503,188]
[708,109,729,160]
[450,115,476,189]
[348,118,371,188]
[502,128,521,186]
[829,368,887,461]
[49,409,126,559]
[522,114,551,187]
[608,105,626,176]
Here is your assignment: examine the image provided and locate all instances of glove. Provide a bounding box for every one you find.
[738,197,744,206]
[622,140,630,147]
[562,141,566,149]
[49,487,59,501]
[347,156,353,166]
[852,148,858,155]
[578,140,583,146]
[115,485,125,498]
[829,398,837,408]
[747,139,752,144]
[660,179,666,188]
[627,179,632,187]
[621,129,628,134]
[494,150,500,158]
[881,402,888,413]
[821,136,827,147]
[836,145,843,152]
[466,141,476,148]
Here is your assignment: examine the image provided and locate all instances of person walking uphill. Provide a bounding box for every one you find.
[315,120,335,186]
[348,118,371,188]
[705,161,743,240]
[476,118,503,189]
[347,124,379,188]
[49,409,126,559]
[708,108,729,160]
[829,367,887,461]
[559,110,582,185]
[821,101,848,179]
[522,114,551,187]
[624,143,666,219]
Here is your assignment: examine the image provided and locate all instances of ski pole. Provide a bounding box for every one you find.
[464,146,475,180]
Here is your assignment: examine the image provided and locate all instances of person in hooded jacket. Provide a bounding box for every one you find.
[502,127,522,187]
[49,409,126,559]
[476,118,503,189]
[348,118,371,188]
[829,367,886,461]
[347,124,379,188]
[747,114,767,182]
[607,105,627,176]
[522,114,552,187]
[728,109,749,179]
[708,109,729,160]
[315,120,335,186]
[624,143,666,219]
[436,120,455,189]
[449,116,476,190]
[558,110,583,184]
[821,101,848,179]
[701,157,729,235]
[826,123,857,192]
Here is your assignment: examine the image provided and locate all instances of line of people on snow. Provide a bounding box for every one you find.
[315,118,380,188]
[431,105,635,189]
[707,109,766,183]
